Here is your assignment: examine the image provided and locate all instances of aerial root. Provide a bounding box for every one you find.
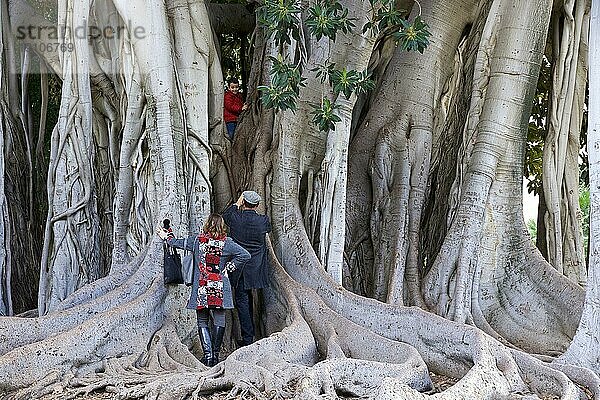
[4,325,205,400]
[373,355,517,399]
[60,317,316,399]
[225,382,269,400]
[368,342,592,399]
[41,358,182,400]
[0,245,159,357]
[53,250,145,312]
[288,268,433,397]
[511,350,585,399]
[9,282,316,400]
[549,361,600,398]
[6,371,62,400]
[296,325,432,397]
[136,323,203,371]
[114,372,210,400]
[297,356,432,398]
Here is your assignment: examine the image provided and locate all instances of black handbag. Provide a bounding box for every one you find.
[163,243,184,285]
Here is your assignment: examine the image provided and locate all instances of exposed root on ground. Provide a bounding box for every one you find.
[1,213,597,400]
[0,250,147,355]
[269,196,598,399]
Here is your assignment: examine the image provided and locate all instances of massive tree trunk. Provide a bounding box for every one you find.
[421,0,585,353]
[1,0,599,398]
[346,0,584,353]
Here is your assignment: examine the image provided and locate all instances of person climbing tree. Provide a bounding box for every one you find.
[223,191,271,346]
[157,214,250,366]
[223,77,247,140]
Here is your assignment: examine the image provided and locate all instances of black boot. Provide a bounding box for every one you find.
[211,326,226,366]
[198,327,213,366]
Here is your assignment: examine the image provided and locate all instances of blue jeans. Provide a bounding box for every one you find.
[226,122,237,140]
[233,273,254,345]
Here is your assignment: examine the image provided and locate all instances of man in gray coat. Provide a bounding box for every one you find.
[223,190,271,346]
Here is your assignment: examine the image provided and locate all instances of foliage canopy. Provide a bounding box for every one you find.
[256,0,431,131]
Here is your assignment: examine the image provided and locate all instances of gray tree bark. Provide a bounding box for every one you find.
[541,0,588,285]
[0,0,599,398]
[559,0,600,374]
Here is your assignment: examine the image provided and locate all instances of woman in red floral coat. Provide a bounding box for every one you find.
[159,214,250,366]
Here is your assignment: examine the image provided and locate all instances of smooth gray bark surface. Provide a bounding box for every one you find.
[0,0,599,398]
[560,0,600,373]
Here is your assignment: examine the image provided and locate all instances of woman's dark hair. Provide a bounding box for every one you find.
[227,77,239,85]
[203,213,227,238]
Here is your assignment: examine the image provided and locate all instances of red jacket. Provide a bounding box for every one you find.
[224,91,243,123]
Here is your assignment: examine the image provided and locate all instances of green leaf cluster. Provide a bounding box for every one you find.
[526,218,537,243]
[258,55,306,111]
[525,57,550,195]
[393,16,431,53]
[329,67,375,99]
[256,0,432,130]
[362,0,404,35]
[257,0,302,47]
[309,65,374,131]
[306,0,355,41]
[310,98,341,132]
[362,0,432,53]
[312,62,336,84]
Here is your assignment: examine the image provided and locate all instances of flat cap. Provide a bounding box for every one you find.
[242,190,261,205]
